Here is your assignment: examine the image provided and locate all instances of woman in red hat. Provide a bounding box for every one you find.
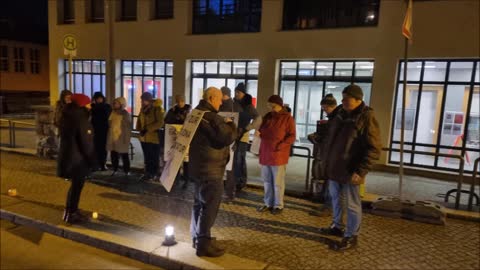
[256,95,296,215]
[57,93,96,224]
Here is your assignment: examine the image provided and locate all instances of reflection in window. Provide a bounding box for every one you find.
[193,0,262,34]
[121,60,173,122]
[390,59,480,173]
[279,60,374,144]
[190,60,258,109]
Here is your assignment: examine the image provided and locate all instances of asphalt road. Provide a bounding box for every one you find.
[0,220,162,270]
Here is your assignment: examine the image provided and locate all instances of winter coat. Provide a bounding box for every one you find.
[322,102,382,184]
[136,104,164,144]
[165,104,191,125]
[308,105,341,180]
[189,100,237,181]
[235,94,261,142]
[57,103,96,178]
[220,98,243,113]
[53,90,73,129]
[91,102,112,138]
[259,109,296,166]
[107,98,132,153]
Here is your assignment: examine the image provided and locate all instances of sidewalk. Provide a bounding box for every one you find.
[1,151,480,269]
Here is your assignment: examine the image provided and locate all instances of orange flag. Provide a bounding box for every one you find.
[402,0,413,40]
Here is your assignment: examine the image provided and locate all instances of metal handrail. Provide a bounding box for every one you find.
[0,119,36,148]
[467,157,480,211]
[291,145,312,192]
[382,147,467,209]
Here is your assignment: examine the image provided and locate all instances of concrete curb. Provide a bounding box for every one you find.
[0,210,200,270]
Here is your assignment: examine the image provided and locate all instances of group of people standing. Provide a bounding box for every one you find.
[53,81,381,256]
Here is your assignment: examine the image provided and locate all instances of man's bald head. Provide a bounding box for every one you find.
[203,87,223,111]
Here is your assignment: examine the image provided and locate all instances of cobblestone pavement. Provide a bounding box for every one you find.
[1,151,479,270]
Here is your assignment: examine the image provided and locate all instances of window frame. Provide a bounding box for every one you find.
[153,0,174,20]
[13,47,25,73]
[120,60,173,124]
[30,48,40,74]
[63,59,106,97]
[63,0,75,24]
[90,0,105,22]
[389,58,480,174]
[0,46,8,72]
[278,59,375,143]
[121,0,137,21]
[281,0,380,31]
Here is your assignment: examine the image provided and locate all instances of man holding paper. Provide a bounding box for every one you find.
[189,87,237,257]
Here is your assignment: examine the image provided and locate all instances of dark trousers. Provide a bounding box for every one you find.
[224,170,236,199]
[65,175,85,212]
[94,133,108,169]
[141,142,160,177]
[111,151,130,173]
[234,142,249,187]
[190,178,224,239]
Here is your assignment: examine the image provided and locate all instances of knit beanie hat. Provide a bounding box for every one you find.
[235,82,247,94]
[221,86,232,97]
[141,92,153,101]
[342,84,364,100]
[268,95,283,107]
[114,97,127,108]
[93,91,105,100]
[71,94,91,107]
[320,94,337,106]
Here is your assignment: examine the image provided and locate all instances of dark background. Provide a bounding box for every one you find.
[0,0,48,44]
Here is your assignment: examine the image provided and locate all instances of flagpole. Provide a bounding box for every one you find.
[399,36,408,201]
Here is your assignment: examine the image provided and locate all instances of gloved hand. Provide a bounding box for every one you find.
[140,129,147,137]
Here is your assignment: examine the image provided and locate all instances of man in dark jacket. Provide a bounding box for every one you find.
[219,86,243,202]
[91,92,112,171]
[190,87,237,257]
[308,94,341,215]
[57,94,96,224]
[234,82,261,191]
[319,84,382,251]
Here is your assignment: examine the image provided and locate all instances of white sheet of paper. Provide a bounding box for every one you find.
[218,112,239,172]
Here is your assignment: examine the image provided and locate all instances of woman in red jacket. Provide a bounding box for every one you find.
[256,95,296,215]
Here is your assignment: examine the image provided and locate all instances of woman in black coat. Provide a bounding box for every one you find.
[57,94,96,224]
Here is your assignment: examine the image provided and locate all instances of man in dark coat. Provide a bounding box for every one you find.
[233,82,261,191]
[319,84,382,251]
[219,86,243,202]
[91,91,112,171]
[308,94,342,215]
[189,87,237,257]
[57,94,96,224]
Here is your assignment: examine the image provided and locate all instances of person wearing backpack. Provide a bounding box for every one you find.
[136,92,164,181]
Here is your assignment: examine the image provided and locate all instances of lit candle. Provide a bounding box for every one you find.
[92,212,98,219]
[8,189,17,197]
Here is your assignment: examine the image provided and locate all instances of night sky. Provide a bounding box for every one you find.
[0,0,48,44]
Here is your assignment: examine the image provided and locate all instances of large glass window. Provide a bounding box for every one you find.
[64,60,106,97]
[190,60,259,108]
[282,0,379,30]
[0,46,8,72]
[390,60,480,173]
[279,60,374,145]
[192,0,262,34]
[121,60,173,124]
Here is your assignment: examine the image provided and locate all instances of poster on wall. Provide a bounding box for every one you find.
[218,112,239,172]
[160,110,205,192]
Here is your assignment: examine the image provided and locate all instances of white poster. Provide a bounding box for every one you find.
[218,112,239,172]
[164,124,188,162]
[160,110,205,192]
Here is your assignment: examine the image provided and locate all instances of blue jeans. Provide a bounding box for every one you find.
[261,165,286,209]
[329,180,362,237]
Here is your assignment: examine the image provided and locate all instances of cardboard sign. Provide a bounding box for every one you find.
[218,112,239,171]
[164,124,188,162]
[160,110,205,192]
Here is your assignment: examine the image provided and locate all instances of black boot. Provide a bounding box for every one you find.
[319,224,344,237]
[63,210,88,224]
[329,236,358,251]
[196,237,225,257]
